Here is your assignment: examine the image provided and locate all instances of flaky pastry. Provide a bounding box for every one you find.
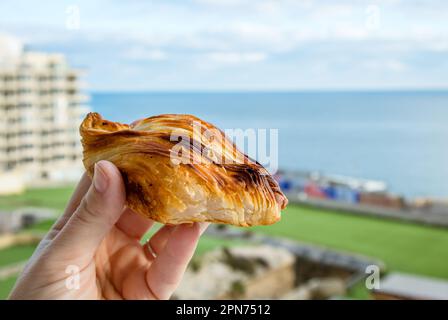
[80,112,288,227]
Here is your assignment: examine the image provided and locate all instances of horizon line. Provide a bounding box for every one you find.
[88,87,448,94]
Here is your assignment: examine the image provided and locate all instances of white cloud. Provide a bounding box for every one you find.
[124,47,167,61]
[332,25,369,41]
[194,0,249,7]
[363,59,407,72]
[1,0,448,90]
[204,51,267,64]
[427,41,448,52]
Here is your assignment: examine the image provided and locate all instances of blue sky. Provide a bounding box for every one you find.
[1,0,447,91]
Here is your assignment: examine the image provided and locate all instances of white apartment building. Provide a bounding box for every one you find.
[0,34,89,188]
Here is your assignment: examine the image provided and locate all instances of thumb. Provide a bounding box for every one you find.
[52,160,126,259]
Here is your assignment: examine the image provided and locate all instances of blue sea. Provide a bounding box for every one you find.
[91,91,448,198]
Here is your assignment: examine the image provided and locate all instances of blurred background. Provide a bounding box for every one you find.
[1,0,448,300]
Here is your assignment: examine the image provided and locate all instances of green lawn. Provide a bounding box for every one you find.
[0,186,74,211]
[252,205,448,279]
[0,244,37,267]
[0,276,18,300]
[1,187,448,299]
[0,244,38,300]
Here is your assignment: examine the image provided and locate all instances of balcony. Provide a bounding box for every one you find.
[68,94,89,103]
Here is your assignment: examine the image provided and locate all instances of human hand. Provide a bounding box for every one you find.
[9,160,208,300]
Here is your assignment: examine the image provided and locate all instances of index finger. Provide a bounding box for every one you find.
[145,223,208,300]
[45,172,91,240]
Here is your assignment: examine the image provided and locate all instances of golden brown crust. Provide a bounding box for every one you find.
[80,112,288,226]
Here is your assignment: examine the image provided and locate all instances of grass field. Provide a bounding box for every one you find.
[0,244,37,267]
[0,276,18,299]
[1,187,448,299]
[253,205,448,279]
[0,186,74,211]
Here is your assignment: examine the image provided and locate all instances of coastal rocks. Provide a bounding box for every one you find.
[0,208,55,234]
[281,278,347,300]
[0,232,43,250]
[173,245,296,300]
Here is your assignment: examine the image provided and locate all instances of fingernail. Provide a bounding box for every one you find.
[93,162,108,193]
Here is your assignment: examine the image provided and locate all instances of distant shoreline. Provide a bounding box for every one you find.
[88,88,448,95]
